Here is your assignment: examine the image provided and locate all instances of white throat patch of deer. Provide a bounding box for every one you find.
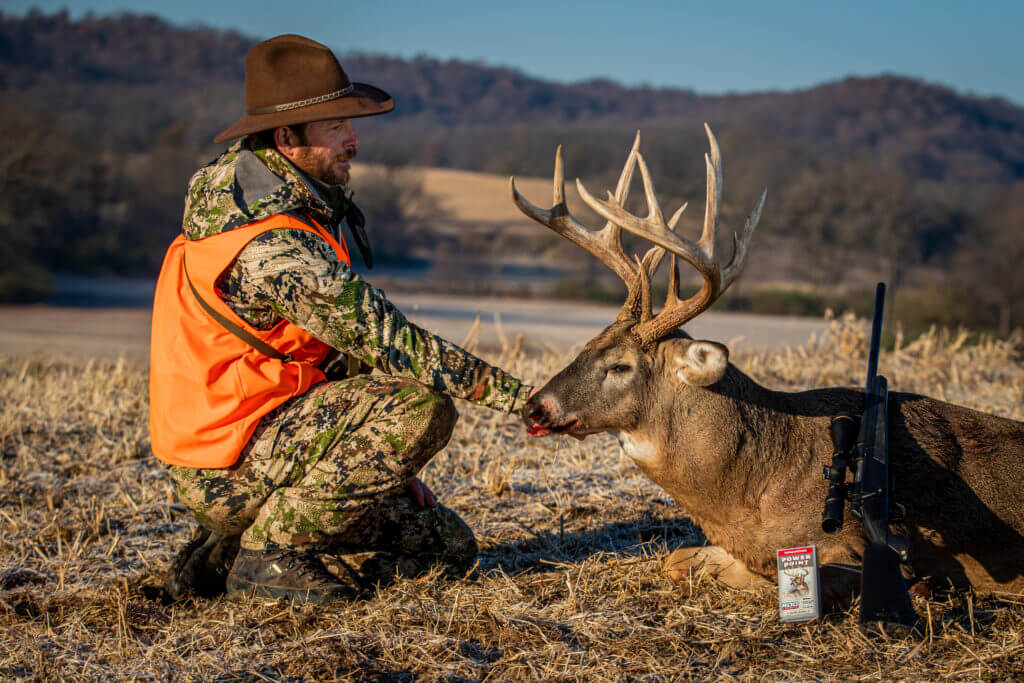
[613,431,658,467]
[512,125,1024,600]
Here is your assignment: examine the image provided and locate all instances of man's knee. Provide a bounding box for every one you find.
[411,387,457,453]
[372,379,457,463]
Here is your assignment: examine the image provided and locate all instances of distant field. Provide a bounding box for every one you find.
[352,163,599,231]
[0,299,836,362]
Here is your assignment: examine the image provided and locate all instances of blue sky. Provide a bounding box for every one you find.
[10,1,1024,104]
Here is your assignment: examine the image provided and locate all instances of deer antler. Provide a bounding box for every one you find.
[577,124,767,346]
[509,132,674,322]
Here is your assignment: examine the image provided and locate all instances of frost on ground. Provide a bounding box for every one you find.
[1,315,1022,680]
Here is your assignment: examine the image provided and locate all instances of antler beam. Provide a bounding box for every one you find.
[576,123,767,345]
[510,133,671,322]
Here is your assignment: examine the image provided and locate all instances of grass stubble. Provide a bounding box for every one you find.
[0,313,1022,681]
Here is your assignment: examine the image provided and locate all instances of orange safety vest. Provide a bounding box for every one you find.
[149,212,350,468]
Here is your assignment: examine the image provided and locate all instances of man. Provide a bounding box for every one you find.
[150,34,531,603]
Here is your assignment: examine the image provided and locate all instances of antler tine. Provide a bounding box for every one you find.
[577,123,764,347]
[661,201,688,308]
[634,254,653,323]
[721,187,767,288]
[578,152,711,274]
[510,138,642,288]
[699,122,723,257]
[666,255,680,307]
[612,131,641,206]
[552,142,565,205]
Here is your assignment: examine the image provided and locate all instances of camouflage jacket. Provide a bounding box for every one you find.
[181,136,529,413]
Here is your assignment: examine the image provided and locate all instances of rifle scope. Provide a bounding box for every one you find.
[822,413,857,533]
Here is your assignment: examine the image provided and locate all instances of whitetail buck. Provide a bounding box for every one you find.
[512,125,1024,599]
[783,569,811,598]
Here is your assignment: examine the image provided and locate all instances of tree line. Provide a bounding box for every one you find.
[1,10,1022,334]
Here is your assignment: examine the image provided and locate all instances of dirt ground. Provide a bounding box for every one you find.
[1,314,1022,680]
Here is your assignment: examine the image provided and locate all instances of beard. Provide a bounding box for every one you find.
[291,145,357,187]
[316,149,356,187]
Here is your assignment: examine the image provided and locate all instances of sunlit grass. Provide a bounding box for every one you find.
[0,316,1021,679]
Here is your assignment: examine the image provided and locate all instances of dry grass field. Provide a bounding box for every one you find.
[352,164,593,230]
[1,314,1023,680]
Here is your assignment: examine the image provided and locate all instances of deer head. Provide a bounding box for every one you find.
[513,125,766,442]
[785,568,810,592]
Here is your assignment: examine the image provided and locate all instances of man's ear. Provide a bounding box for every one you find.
[664,339,729,387]
[273,126,300,155]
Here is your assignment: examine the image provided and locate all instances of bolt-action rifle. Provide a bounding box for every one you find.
[821,282,919,628]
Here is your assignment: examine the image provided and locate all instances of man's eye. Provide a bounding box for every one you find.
[609,364,631,374]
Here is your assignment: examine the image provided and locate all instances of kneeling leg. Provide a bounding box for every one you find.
[329,494,478,586]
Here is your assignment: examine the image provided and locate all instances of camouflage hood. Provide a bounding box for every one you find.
[182,136,338,240]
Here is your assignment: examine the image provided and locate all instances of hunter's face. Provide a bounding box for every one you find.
[284,118,359,186]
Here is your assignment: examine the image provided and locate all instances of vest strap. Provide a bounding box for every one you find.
[183,266,294,363]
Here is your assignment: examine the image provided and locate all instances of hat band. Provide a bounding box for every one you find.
[247,85,355,115]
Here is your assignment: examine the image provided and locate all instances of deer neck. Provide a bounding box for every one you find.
[628,363,808,528]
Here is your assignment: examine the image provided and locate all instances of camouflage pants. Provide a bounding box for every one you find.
[168,376,478,581]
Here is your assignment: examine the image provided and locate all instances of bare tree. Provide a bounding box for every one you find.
[953,183,1024,336]
[350,166,440,265]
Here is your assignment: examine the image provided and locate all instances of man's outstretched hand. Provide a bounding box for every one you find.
[407,476,437,508]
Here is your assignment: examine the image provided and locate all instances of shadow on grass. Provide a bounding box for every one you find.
[480,514,706,575]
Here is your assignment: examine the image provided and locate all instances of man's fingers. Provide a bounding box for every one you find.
[408,478,425,507]
[408,477,438,508]
[419,477,438,508]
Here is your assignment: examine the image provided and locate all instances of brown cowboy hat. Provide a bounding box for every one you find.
[214,34,394,143]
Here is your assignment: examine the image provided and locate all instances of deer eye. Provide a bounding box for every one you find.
[608,363,632,374]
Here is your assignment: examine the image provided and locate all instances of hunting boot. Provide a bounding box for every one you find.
[164,526,241,600]
[226,545,356,604]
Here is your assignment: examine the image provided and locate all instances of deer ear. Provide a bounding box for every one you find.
[669,340,729,387]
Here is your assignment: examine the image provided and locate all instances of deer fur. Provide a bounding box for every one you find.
[525,321,1024,595]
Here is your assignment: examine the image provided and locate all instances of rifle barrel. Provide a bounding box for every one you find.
[865,282,885,391]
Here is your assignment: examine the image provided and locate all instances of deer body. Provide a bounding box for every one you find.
[536,322,1024,592]
[512,128,1024,595]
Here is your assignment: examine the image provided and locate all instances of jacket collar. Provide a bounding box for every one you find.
[182,135,339,240]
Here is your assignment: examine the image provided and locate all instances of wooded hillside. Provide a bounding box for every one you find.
[2,10,1022,333]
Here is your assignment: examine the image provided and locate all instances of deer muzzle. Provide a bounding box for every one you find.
[522,393,581,437]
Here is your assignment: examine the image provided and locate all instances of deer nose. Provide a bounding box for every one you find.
[523,402,546,427]
[534,393,570,425]
[523,393,552,424]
